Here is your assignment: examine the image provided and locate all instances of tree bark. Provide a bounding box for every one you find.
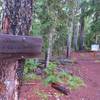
[66,10,74,59]
[0,0,33,99]
[45,28,55,67]
[0,59,18,100]
[66,33,72,59]
[79,4,85,51]
[73,21,79,51]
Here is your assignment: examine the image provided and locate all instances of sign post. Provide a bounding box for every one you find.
[0,34,42,99]
[0,34,42,59]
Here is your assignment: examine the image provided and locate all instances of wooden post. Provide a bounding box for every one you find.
[0,34,42,99]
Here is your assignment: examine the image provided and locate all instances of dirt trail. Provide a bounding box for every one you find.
[20,52,100,100]
[67,52,100,100]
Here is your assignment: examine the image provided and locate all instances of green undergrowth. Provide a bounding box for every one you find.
[23,73,41,82]
[43,62,85,90]
[24,59,39,74]
[33,89,48,100]
[23,59,41,82]
[24,59,85,90]
[67,75,85,90]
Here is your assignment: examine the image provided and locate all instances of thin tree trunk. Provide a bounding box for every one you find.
[45,28,55,67]
[79,4,85,51]
[73,21,79,51]
[66,31,72,59]
[66,10,74,59]
[0,0,33,99]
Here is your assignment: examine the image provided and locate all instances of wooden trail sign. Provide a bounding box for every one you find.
[0,34,42,59]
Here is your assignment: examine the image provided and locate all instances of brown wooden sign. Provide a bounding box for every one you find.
[0,34,42,59]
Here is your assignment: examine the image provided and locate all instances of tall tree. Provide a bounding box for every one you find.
[72,0,80,51]
[73,19,79,51]
[0,0,32,99]
[79,1,85,50]
[66,0,76,58]
[46,27,55,67]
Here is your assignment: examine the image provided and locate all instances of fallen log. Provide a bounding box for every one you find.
[51,83,70,95]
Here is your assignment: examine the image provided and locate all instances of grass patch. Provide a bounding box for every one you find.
[67,76,85,90]
[34,89,48,100]
[23,73,41,82]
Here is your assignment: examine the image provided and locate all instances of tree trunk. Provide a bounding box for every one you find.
[73,21,79,51]
[0,0,33,99]
[79,4,85,51]
[66,29,73,59]
[0,59,18,100]
[45,28,55,67]
[66,10,74,59]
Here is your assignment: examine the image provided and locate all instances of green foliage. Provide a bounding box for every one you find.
[24,59,39,74]
[23,73,41,82]
[44,62,61,85]
[44,75,61,86]
[44,62,57,75]
[32,0,76,53]
[91,19,100,33]
[32,20,41,36]
[23,59,41,82]
[67,76,85,90]
[85,32,95,47]
[58,70,85,90]
[44,62,85,90]
[34,89,48,100]
[58,70,71,79]
[79,0,100,48]
[89,0,100,33]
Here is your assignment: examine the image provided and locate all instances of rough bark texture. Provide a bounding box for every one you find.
[2,0,32,35]
[0,0,33,99]
[0,59,18,100]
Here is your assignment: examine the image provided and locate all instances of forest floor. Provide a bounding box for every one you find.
[20,52,100,100]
